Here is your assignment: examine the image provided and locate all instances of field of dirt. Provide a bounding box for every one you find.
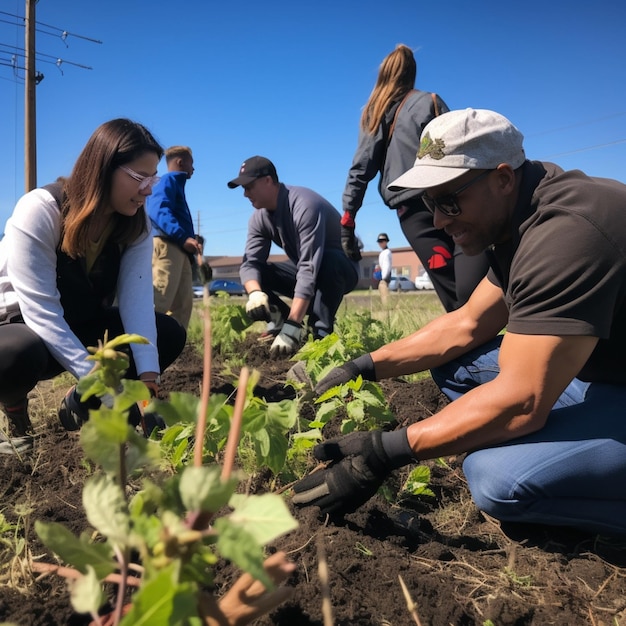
[1,335,625,626]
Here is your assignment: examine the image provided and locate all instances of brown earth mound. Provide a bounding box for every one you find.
[1,338,625,625]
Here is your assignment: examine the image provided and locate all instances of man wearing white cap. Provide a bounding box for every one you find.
[293,108,626,536]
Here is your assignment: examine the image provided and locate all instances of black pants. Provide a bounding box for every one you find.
[397,200,489,312]
[257,249,359,338]
[0,309,186,405]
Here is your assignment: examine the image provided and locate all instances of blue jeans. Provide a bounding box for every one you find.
[430,336,626,535]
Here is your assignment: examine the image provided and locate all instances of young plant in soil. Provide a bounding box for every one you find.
[33,332,298,626]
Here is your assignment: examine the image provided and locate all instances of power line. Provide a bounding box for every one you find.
[0,42,93,72]
[0,10,103,45]
[542,138,626,160]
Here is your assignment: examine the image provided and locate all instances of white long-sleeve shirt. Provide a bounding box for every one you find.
[379,247,392,282]
[0,187,159,380]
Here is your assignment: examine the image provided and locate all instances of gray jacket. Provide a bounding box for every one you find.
[240,183,344,301]
[343,89,449,213]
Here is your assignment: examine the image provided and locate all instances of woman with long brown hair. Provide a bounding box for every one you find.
[342,44,489,312]
[0,118,186,451]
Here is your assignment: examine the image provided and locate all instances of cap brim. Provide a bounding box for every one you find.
[388,165,470,192]
[227,175,257,189]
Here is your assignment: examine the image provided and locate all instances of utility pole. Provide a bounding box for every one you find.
[13,1,100,192]
[24,0,36,192]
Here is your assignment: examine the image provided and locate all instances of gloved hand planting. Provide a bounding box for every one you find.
[58,385,148,434]
[270,320,303,358]
[340,211,362,262]
[58,385,101,431]
[314,353,377,395]
[292,429,414,516]
[246,290,271,322]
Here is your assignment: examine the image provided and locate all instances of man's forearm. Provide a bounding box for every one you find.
[371,308,479,378]
[288,296,310,324]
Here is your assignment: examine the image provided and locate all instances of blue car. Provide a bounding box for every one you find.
[207,279,246,296]
[388,276,417,292]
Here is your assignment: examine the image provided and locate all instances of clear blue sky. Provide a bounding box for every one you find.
[1,0,625,256]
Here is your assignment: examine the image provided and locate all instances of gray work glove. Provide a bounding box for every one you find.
[270,320,303,358]
[314,353,377,395]
[246,290,271,322]
[340,211,362,262]
[292,429,414,516]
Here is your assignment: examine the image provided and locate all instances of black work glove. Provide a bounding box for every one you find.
[197,261,213,283]
[314,353,376,395]
[292,430,412,516]
[340,211,362,262]
[58,386,101,431]
[58,385,152,435]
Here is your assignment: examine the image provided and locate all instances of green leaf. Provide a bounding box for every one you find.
[83,474,130,545]
[346,399,365,423]
[69,564,104,615]
[251,425,288,474]
[34,521,115,579]
[120,565,198,626]
[80,410,156,476]
[403,465,435,497]
[179,466,237,513]
[214,520,270,588]
[228,493,298,546]
[315,401,338,425]
[263,399,298,431]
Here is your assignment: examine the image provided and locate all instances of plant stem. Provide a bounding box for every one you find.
[317,536,334,626]
[194,301,212,467]
[30,562,142,587]
[398,574,423,626]
[221,367,249,481]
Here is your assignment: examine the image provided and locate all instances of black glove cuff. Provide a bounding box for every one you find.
[283,320,302,330]
[346,353,377,381]
[381,428,416,469]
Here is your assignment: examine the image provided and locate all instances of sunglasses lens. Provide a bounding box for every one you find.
[437,196,459,216]
[422,195,437,214]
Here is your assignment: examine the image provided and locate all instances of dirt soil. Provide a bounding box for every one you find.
[1,336,626,626]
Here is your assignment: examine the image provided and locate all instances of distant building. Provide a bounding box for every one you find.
[204,246,425,290]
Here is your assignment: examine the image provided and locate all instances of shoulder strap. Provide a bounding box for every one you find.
[42,181,65,211]
[387,89,416,146]
[431,92,440,117]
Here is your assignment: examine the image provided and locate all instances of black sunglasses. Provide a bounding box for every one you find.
[422,169,493,217]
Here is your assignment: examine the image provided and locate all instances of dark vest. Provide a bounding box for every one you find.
[43,183,121,325]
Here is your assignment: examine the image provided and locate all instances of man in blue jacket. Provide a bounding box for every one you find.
[147,146,202,330]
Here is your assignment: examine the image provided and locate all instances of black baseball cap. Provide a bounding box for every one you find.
[377,233,389,242]
[227,156,277,188]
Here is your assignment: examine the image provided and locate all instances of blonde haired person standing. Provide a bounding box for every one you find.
[147,145,202,330]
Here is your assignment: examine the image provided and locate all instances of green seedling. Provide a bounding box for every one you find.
[355,542,374,557]
[35,332,297,625]
[401,465,435,499]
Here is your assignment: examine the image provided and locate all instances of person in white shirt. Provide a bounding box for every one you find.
[0,118,186,452]
[376,233,392,305]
